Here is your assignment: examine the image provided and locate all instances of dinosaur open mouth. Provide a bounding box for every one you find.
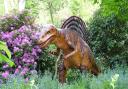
[39,37,52,47]
[39,33,55,48]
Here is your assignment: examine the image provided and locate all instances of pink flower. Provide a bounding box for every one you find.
[34,62,37,65]
[25,77,29,83]
[31,59,34,63]
[14,68,19,74]
[3,64,9,69]
[13,47,20,53]
[24,67,29,72]
[23,58,27,62]
[2,71,9,79]
[18,65,21,69]
[32,48,37,56]
[20,67,29,76]
[20,71,26,76]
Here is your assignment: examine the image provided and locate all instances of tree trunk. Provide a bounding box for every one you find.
[18,0,26,12]
[48,2,54,24]
[10,0,15,10]
[4,0,9,14]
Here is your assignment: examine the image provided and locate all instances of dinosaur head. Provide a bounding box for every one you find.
[37,24,58,48]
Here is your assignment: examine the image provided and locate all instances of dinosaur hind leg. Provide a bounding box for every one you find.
[79,63,100,76]
[79,65,87,74]
[58,63,67,83]
[90,64,101,76]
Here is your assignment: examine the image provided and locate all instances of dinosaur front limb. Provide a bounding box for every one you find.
[64,38,80,59]
[64,50,77,59]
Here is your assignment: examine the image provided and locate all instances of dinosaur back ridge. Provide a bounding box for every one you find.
[61,16,89,44]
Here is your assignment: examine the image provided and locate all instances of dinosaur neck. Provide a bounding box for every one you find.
[53,30,73,54]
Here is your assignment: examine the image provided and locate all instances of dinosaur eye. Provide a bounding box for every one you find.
[47,31,50,34]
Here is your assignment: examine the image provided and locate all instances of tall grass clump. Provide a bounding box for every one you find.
[0,67,128,89]
[37,67,128,89]
[0,75,32,89]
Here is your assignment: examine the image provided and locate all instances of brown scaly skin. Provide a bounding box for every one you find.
[37,25,101,83]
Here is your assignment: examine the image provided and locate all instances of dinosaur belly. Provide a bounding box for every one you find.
[64,51,82,69]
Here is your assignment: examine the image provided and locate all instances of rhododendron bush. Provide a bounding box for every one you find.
[0,11,57,82]
[0,11,42,79]
[0,10,34,32]
[1,26,41,76]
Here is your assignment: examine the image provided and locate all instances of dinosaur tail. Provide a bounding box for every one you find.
[61,16,89,44]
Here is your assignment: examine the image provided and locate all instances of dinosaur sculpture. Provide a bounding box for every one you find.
[37,16,101,83]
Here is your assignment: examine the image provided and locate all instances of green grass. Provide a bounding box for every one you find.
[1,67,128,89]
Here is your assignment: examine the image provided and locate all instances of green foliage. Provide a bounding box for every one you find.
[100,0,128,22]
[1,67,128,89]
[0,75,35,89]
[42,0,66,24]
[0,10,35,32]
[36,49,57,74]
[37,72,59,89]
[42,0,65,11]
[70,0,81,15]
[0,41,14,67]
[69,0,99,21]
[89,0,128,67]
[26,0,40,17]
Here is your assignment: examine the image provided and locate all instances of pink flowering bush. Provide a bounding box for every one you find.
[2,71,9,79]
[0,10,34,32]
[0,25,41,77]
[0,11,57,82]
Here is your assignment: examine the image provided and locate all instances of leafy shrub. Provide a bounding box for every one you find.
[100,0,128,22]
[1,67,128,89]
[26,0,40,17]
[0,11,42,80]
[89,12,128,67]
[31,67,128,89]
[0,10,35,32]
[0,41,14,67]
[0,75,36,89]
[0,25,41,77]
[36,49,57,74]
